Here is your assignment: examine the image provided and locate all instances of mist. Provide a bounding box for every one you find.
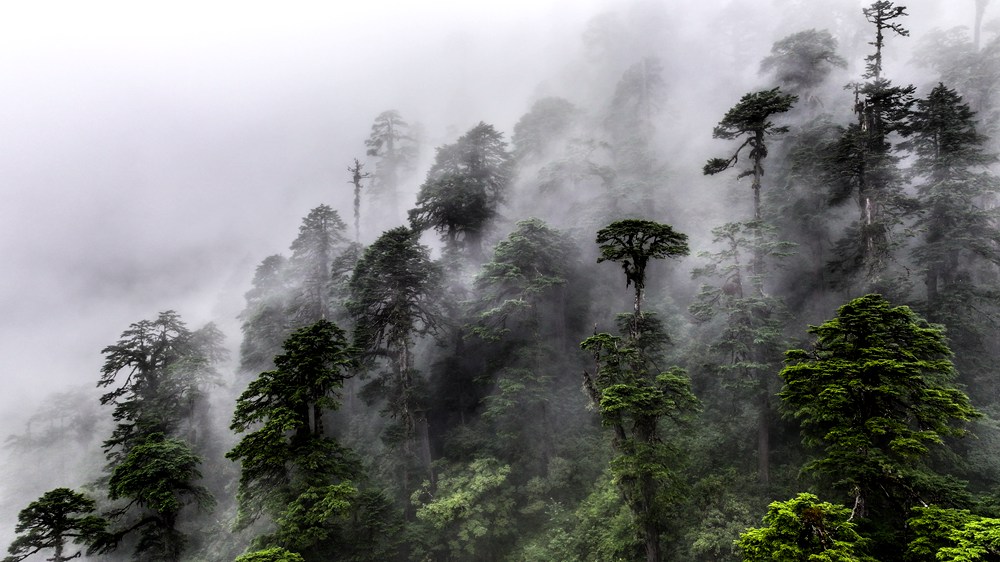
[0,0,993,559]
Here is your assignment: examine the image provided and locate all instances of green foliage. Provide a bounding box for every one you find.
[3,488,107,562]
[102,432,212,561]
[703,88,797,187]
[514,473,639,561]
[234,547,306,562]
[902,84,1000,377]
[595,219,689,292]
[228,321,358,529]
[411,458,517,560]
[270,482,356,551]
[736,493,875,561]
[349,227,443,355]
[907,506,1000,561]
[780,294,980,518]
[98,311,225,461]
[108,433,212,515]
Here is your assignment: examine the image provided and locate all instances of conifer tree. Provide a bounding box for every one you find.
[829,1,916,283]
[779,294,979,552]
[365,110,415,221]
[348,227,443,501]
[3,488,106,562]
[582,219,697,562]
[409,122,513,262]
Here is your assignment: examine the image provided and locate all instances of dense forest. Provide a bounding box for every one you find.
[5,1,1000,560]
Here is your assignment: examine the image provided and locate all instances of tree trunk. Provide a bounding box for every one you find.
[758,389,770,486]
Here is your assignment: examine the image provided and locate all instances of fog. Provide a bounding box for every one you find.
[0,0,983,555]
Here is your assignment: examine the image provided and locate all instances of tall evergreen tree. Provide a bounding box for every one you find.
[689,221,794,486]
[830,1,916,283]
[582,219,697,562]
[704,87,797,222]
[409,122,513,262]
[287,205,350,325]
[227,320,359,530]
[902,83,1000,394]
[348,227,443,501]
[779,294,979,553]
[95,312,223,560]
[365,110,415,222]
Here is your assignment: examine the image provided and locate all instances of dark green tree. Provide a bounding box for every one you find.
[227,320,359,529]
[703,87,797,221]
[736,493,875,561]
[97,433,213,562]
[3,488,106,562]
[903,84,1000,313]
[348,227,443,500]
[779,295,979,541]
[409,122,513,261]
[595,219,689,332]
[830,1,916,283]
[583,219,697,562]
[98,311,224,462]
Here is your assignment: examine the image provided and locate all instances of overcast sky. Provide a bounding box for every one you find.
[0,0,979,514]
[0,0,613,420]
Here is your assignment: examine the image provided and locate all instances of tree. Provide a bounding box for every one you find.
[903,84,1000,311]
[346,158,371,243]
[471,218,583,469]
[595,219,688,329]
[286,205,350,325]
[583,219,697,562]
[365,110,416,221]
[409,122,513,261]
[97,433,213,562]
[239,255,292,376]
[760,29,846,98]
[703,87,797,221]
[227,320,359,528]
[511,97,578,164]
[3,488,106,562]
[736,493,875,561]
[98,311,224,462]
[410,458,517,561]
[830,1,916,282]
[689,221,794,486]
[348,227,443,499]
[779,295,979,528]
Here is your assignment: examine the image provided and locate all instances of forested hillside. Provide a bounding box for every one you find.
[5,1,1000,560]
